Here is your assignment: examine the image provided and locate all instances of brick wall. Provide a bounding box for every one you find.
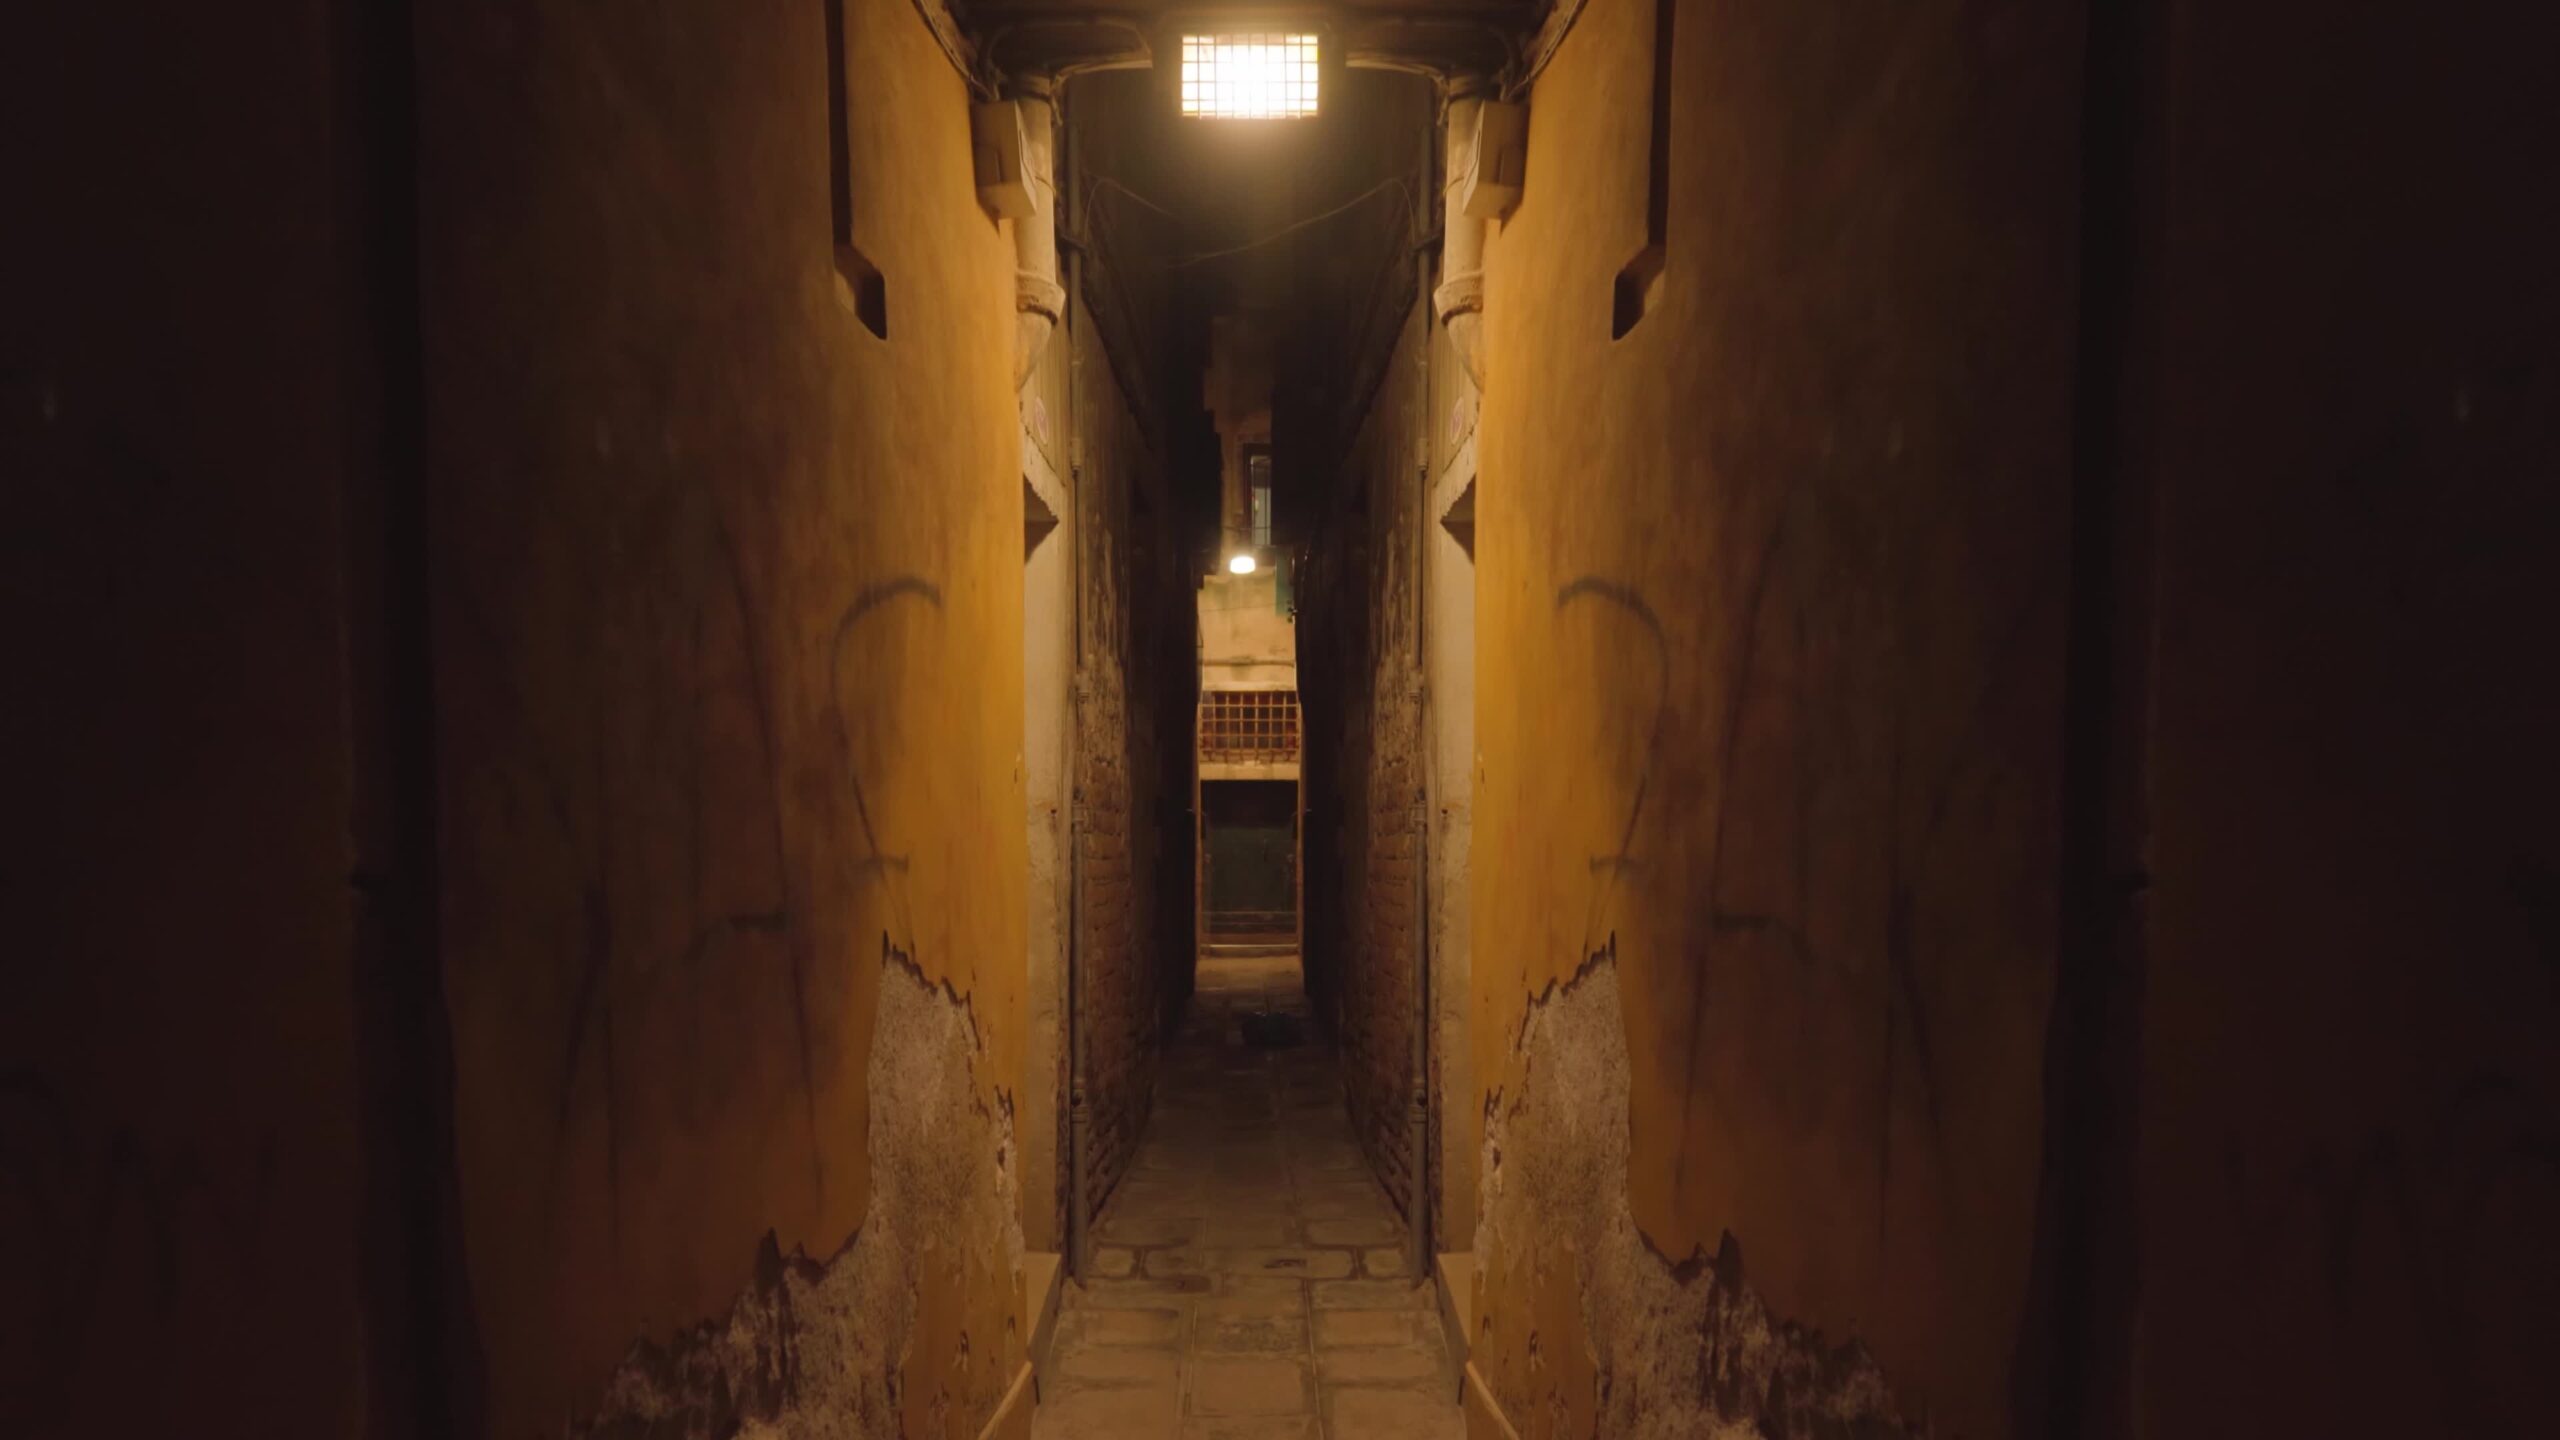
[1074,658,1149,1215]
[1067,222,1194,1226]
[1284,71,1442,1245]
[1303,294,1435,1229]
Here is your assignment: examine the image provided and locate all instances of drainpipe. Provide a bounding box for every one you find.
[994,73,1082,1266]
[1406,135,1438,1281]
[1068,706,1093,1277]
[1010,78,1066,387]
[1059,101,1094,1280]
[1432,90,1489,389]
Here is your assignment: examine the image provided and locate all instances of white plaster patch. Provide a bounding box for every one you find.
[1477,950,1924,1439]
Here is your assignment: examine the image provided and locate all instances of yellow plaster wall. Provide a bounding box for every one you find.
[419,0,1027,1430]
[1469,0,2084,1431]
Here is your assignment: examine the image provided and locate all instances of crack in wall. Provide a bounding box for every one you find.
[1477,944,1926,1439]
[573,945,1024,1439]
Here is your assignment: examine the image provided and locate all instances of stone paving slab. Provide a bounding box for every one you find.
[1062,1305,1185,1348]
[1038,1384,1182,1439]
[1316,1345,1442,1387]
[1327,1385,1465,1440]
[1195,1308,1311,1355]
[1034,954,1461,1440]
[1179,1418,1322,1440]
[1059,1345,1183,1388]
[1309,1279,1437,1311]
[1306,1216,1402,1247]
[1189,1356,1314,1417]
[1313,1308,1446,1352]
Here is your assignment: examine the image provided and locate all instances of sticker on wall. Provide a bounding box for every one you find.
[1448,395,1474,449]
[1026,396,1052,448]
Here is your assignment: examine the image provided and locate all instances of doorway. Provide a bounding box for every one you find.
[1201,777,1299,952]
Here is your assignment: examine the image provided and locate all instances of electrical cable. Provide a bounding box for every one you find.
[1169,178,1411,268]
[1087,174,1185,222]
[1503,0,1592,99]
[908,0,997,100]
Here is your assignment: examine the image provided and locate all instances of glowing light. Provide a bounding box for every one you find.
[1228,553,1258,575]
[1180,34,1320,119]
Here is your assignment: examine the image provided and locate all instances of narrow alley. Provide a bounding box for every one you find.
[8,2,2559,1439]
[1037,954,1459,1439]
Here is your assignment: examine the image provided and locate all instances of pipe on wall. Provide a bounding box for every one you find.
[1011,84,1067,386]
[1432,92,1488,388]
[1058,108,1093,1279]
[1406,144,1438,1277]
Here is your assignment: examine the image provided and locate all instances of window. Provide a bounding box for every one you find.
[1612,0,1678,339]
[1199,689,1301,764]
[1246,447,1273,547]
[1180,33,1322,119]
[823,0,888,338]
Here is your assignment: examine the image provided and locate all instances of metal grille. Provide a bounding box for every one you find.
[1199,689,1300,763]
[1179,33,1321,119]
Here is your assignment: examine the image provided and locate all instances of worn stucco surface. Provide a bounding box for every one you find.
[1198,571,1297,693]
[419,0,1029,1431]
[1478,950,1919,1438]
[574,956,1024,1439]
[1020,392,1073,1258]
[1424,328,1482,1255]
[1470,0,2083,1432]
[1019,75,1196,1263]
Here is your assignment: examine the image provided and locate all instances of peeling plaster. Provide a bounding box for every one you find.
[576,950,1025,1439]
[1477,946,1924,1439]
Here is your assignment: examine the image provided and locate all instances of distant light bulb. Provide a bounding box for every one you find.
[1228,553,1257,575]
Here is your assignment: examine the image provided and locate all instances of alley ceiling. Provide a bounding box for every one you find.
[952,1,1551,86]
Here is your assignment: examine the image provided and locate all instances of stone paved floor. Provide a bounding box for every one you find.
[1033,953,1463,1440]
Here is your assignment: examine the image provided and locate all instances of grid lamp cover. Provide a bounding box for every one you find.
[1180,33,1321,118]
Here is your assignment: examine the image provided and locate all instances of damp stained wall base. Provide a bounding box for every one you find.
[575,954,1027,1440]
[1474,949,1923,1440]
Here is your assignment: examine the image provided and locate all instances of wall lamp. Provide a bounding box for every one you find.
[1228,552,1259,575]
[1177,29,1323,119]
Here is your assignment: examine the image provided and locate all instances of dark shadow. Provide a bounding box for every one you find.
[824,0,889,339]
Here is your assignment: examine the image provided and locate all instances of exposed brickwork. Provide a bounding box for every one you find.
[1347,694,1424,1217]
[1068,254,1195,1226]
[1279,72,1449,1249]
[1076,664,1152,1215]
[1302,300,1435,1232]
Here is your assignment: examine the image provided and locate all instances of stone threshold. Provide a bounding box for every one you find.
[1027,1249,1065,1392]
[1432,1250,1472,1402]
